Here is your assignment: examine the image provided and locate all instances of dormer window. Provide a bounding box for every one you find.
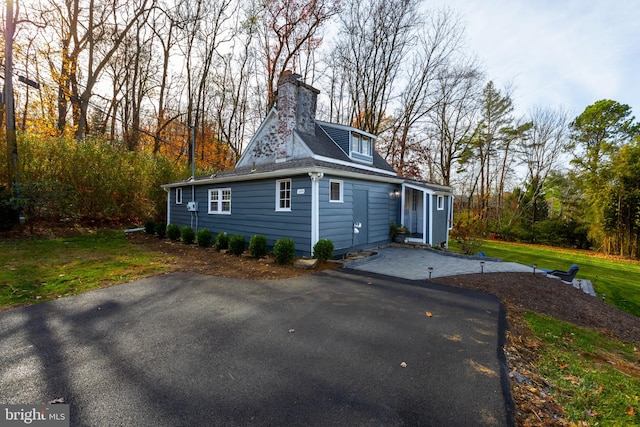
[350,132,373,162]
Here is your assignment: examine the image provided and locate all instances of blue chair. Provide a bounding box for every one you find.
[542,264,579,283]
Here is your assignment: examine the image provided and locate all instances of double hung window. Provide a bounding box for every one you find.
[276,179,291,211]
[209,188,231,214]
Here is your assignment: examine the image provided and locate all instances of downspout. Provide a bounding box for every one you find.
[190,183,197,231]
[309,172,324,255]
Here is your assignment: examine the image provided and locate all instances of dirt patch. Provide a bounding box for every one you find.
[436,272,640,346]
[125,231,341,280]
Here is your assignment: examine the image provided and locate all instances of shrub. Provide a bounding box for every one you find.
[313,239,334,261]
[228,234,246,256]
[144,220,156,234]
[0,186,18,231]
[180,226,195,245]
[214,231,229,251]
[274,238,295,264]
[196,228,212,247]
[16,135,183,223]
[450,212,486,255]
[155,222,166,239]
[166,223,181,240]
[249,234,268,258]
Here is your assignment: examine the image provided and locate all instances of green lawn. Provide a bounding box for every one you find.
[462,239,640,318]
[448,239,640,424]
[0,229,172,309]
[526,312,639,425]
[2,231,638,425]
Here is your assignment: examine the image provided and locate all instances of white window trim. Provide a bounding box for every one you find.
[350,132,373,159]
[276,179,292,211]
[329,179,343,203]
[175,187,183,204]
[437,195,444,211]
[208,188,231,214]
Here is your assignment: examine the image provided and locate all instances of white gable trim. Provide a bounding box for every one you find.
[236,108,278,167]
[294,132,315,158]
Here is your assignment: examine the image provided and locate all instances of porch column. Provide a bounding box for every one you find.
[309,172,324,255]
[165,187,171,224]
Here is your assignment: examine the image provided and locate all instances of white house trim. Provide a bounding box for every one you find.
[402,183,437,246]
[161,166,403,189]
[428,193,433,246]
[309,172,324,254]
[312,155,397,177]
[164,187,171,225]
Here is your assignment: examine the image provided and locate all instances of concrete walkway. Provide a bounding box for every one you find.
[345,246,535,280]
[345,245,597,297]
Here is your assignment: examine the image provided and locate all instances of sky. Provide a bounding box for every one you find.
[437,0,640,119]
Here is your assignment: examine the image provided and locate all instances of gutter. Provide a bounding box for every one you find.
[161,166,405,189]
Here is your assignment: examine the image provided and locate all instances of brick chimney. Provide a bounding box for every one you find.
[276,71,319,159]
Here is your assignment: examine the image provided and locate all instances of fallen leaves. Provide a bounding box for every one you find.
[425,311,433,317]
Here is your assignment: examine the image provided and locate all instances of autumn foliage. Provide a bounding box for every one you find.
[0,135,191,226]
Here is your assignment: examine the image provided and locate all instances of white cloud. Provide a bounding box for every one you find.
[437,0,640,117]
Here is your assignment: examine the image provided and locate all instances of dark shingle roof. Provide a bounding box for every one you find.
[297,124,397,173]
[164,118,450,194]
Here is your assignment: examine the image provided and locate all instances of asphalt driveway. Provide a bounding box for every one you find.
[0,270,511,426]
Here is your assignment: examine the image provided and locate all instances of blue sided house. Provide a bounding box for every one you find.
[161,72,454,257]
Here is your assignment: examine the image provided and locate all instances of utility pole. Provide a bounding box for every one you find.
[4,0,17,193]
[4,0,24,224]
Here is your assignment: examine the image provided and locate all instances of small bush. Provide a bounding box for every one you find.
[144,220,156,234]
[450,212,485,255]
[181,226,195,245]
[215,231,229,251]
[166,223,181,240]
[0,186,19,231]
[274,238,295,264]
[155,222,166,239]
[313,239,334,261]
[228,234,246,256]
[196,228,212,247]
[249,234,268,258]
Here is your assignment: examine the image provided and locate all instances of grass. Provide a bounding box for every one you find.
[2,231,638,425]
[450,239,640,425]
[526,312,639,425]
[452,239,640,318]
[0,229,173,309]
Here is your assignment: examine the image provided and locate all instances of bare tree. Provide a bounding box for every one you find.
[516,106,570,222]
[383,8,466,178]
[334,0,419,134]
[428,62,483,186]
[76,0,154,139]
[210,10,257,163]
[255,0,339,114]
